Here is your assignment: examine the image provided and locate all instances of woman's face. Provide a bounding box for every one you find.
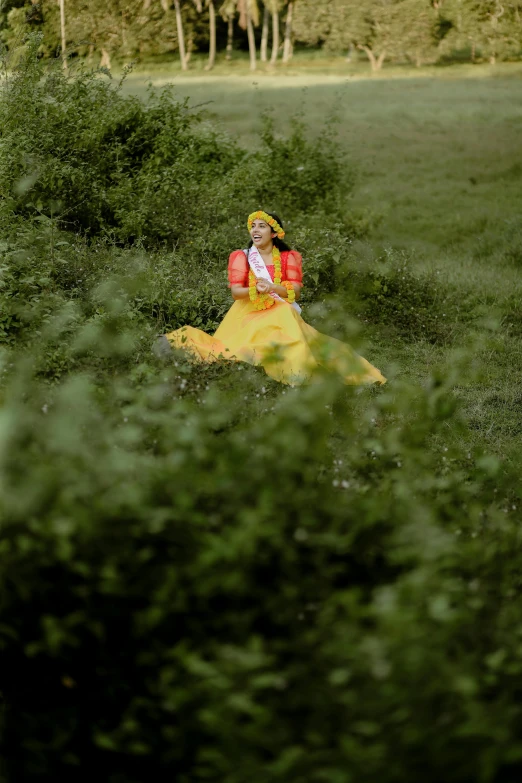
[250,219,276,249]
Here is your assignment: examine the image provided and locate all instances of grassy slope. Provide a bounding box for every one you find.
[121,62,522,454]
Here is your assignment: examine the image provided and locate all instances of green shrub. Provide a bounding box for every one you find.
[333,248,459,344]
[0,344,521,782]
[0,35,364,364]
[0,35,357,254]
[257,112,354,222]
[3,32,522,783]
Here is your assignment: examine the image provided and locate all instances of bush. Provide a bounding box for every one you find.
[4,32,522,783]
[333,247,461,344]
[257,112,355,223]
[0,344,521,782]
[0,35,364,358]
[0,35,357,253]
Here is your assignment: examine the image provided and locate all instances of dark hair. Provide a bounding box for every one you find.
[247,211,292,252]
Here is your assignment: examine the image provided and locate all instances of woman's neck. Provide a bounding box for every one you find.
[257,242,274,256]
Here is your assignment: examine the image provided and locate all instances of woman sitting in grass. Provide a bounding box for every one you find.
[165,210,385,386]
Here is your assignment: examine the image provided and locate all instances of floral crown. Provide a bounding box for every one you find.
[247,210,285,239]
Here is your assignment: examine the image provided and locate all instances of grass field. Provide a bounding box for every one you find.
[5,51,522,773]
[121,61,522,258]
[121,63,522,455]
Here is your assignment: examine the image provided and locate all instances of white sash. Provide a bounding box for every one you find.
[245,247,302,314]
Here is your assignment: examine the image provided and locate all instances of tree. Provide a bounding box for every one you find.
[219,0,236,59]
[237,0,259,70]
[204,0,217,69]
[442,0,522,63]
[269,0,280,64]
[38,0,161,69]
[1,1,44,58]
[368,0,439,67]
[260,0,280,64]
[58,0,67,69]
[172,0,188,69]
[282,0,293,62]
[10,0,522,67]
[165,0,201,70]
[293,0,440,71]
[260,1,269,60]
[293,0,342,52]
[220,0,258,68]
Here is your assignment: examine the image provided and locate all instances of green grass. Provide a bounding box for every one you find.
[120,63,522,455]
[121,63,522,257]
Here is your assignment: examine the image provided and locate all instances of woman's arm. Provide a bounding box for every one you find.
[271,282,302,301]
[230,285,250,300]
[228,251,249,298]
[233,279,302,301]
[257,280,302,301]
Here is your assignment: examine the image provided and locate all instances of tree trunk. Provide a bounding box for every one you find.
[246,3,257,71]
[282,1,293,64]
[173,0,188,70]
[143,0,152,8]
[205,0,216,70]
[100,48,112,70]
[186,30,194,63]
[260,6,269,62]
[161,0,170,10]
[238,0,247,29]
[357,44,385,72]
[59,0,67,71]
[270,7,279,65]
[226,15,234,60]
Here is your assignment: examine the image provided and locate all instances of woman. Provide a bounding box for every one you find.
[164,210,386,386]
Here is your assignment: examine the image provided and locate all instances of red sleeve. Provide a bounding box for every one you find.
[228,249,248,287]
[285,250,303,285]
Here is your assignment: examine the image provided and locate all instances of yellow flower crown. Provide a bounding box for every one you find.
[247,210,285,239]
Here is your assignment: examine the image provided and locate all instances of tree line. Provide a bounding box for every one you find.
[2,0,522,71]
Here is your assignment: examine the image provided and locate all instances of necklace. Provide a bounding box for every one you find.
[248,246,281,310]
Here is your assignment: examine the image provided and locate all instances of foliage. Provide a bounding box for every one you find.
[440,0,522,64]
[258,111,354,218]
[293,0,443,69]
[0,34,354,255]
[1,0,522,68]
[1,320,522,782]
[2,28,522,783]
[34,0,207,66]
[338,248,455,344]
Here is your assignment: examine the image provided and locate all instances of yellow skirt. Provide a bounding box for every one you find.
[165,299,386,386]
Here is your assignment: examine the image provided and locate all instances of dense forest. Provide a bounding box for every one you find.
[2,0,522,71]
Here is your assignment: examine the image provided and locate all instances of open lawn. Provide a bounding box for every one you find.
[121,61,522,259]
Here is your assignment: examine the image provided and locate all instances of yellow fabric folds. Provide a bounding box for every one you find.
[165,299,386,387]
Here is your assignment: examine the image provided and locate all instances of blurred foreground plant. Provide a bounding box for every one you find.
[0,334,521,783]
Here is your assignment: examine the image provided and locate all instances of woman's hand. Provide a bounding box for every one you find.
[256,278,272,294]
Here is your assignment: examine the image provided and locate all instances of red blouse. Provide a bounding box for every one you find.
[228,249,303,288]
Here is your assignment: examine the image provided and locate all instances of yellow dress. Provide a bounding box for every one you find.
[165,249,385,387]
